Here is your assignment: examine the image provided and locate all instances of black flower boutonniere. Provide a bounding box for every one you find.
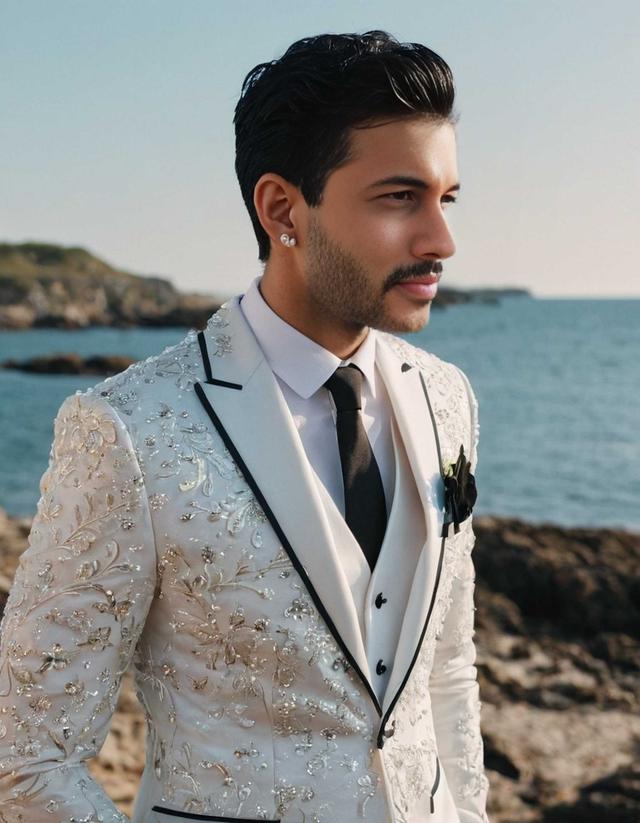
[441,444,477,537]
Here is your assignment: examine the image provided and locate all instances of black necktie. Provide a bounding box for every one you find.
[323,364,388,571]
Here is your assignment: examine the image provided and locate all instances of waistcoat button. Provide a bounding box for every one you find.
[376,659,387,675]
[375,592,388,608]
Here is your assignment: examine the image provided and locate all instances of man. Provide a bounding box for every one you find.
[0,30,489,823]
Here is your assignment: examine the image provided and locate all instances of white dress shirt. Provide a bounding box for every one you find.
[239,275,396,519]
[239,276,426,704]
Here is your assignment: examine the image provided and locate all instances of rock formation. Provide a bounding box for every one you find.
[0,242,531,329]
[2,353,137,375]
[0,242,221,329]
[1,509,636,821]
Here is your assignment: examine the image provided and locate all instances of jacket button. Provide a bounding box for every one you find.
[375,592,388,608]
[376,659,387,675]
[384,720,396,738]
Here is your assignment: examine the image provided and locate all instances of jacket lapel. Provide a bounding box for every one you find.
[193,297,379,711]
[374,336,447,716]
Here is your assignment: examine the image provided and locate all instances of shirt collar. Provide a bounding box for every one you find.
[239,275,377,400]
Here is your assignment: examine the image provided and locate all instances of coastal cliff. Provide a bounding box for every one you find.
[0,241,530,329]
[0,509,637,821]
[0,242,222,329]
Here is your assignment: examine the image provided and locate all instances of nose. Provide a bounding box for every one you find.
[410,204,456,261]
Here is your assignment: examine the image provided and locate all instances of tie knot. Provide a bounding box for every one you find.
[323,364,363,412]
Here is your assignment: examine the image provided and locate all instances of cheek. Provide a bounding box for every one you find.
[318,192,410,273]
[339,208,408,256]
[369,217,407,247]
[357,214,409,269]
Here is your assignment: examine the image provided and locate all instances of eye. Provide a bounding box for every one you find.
[382,191,458,205]
[384,190,415,202]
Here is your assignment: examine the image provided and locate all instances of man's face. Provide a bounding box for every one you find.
[303,116,459,334]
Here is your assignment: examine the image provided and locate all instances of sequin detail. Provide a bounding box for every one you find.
[0,393,156,819]
[0,299,489,822]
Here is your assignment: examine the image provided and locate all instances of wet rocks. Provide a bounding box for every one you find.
[2,353,137,375]
[0,242,221,329]
[0,509,638,820]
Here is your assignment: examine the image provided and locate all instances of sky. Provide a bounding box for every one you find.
[1,1,638,300]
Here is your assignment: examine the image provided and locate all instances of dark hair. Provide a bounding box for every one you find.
[233,30,458,262]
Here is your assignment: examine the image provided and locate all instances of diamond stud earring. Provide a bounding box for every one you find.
[280,233,297,247]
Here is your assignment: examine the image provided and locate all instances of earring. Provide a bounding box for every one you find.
[280,233,297,247]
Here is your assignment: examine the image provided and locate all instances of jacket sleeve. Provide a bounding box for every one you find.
[429,367,490,823]
[0,391,157,822]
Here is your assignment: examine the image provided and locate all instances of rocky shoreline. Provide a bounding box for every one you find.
[0,242,531,330]
[2,353,137,375]
[0,508,637,821]
[0,242,222,330]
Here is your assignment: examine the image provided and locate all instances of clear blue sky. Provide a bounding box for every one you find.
[1,0,638,298]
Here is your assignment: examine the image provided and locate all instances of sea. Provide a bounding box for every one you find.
[0,296,638,533]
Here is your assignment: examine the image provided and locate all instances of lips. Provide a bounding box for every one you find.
[394,278,439,300]
[398,274,439,286]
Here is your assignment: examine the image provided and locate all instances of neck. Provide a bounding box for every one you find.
[259,269,368,359]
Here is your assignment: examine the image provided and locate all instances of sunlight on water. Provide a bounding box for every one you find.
[1,299,639,530]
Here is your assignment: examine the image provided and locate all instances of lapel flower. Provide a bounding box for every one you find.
[441,444,477,537]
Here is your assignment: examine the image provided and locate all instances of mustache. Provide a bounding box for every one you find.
[385,260,443,290]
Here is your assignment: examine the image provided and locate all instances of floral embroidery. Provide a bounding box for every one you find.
[0,393,156,817]
[0,299,488,821]
[208,333,233,358]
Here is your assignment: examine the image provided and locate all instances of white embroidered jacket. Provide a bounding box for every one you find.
[0,297,490,823]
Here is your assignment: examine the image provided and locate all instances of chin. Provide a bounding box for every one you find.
[401,317,430,334]
[372,313,430,335]
[388,304,431,334]
[375,289,432,333]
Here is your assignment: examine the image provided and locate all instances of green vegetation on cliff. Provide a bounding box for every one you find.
[0,240,531,329]
[0,242,221,329]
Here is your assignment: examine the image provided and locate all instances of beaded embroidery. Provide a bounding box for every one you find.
[0,300,489,822]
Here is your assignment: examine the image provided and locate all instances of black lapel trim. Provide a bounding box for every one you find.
[197,330,213,382]
[376,368,447,748]
[207,377,243,390]
[197,330,243,390]
[194,381,382,717]
[152,805,280,821]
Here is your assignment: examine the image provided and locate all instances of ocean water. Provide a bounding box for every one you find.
[0,297,638,532]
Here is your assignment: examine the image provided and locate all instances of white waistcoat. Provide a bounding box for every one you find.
[0,296,490,823]
[312,413,426,707]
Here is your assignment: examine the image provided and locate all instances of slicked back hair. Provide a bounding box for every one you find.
[234,30,458,262]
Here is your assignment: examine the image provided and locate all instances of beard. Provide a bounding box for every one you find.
[304,212,432,334]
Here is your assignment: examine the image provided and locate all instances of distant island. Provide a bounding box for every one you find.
[2,353,136,376]
[0,241,531,330]
[0,242,222,330]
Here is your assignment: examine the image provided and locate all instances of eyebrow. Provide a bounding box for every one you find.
[367,175,461,193]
